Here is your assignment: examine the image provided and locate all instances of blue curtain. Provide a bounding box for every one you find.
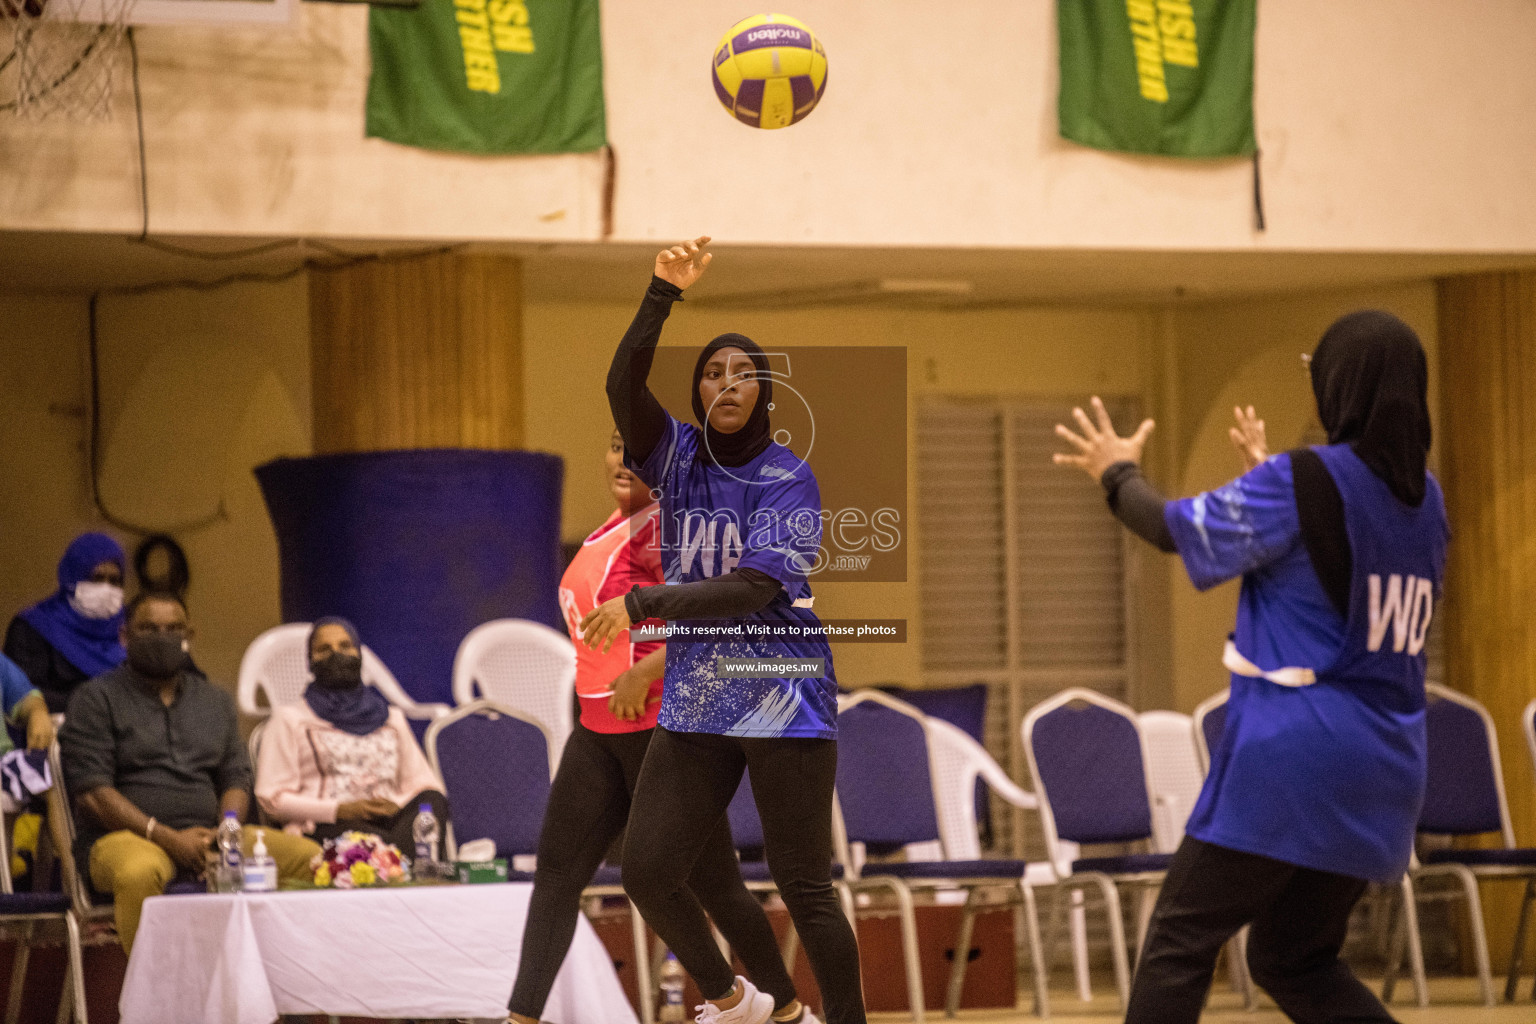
[256,449,564,706]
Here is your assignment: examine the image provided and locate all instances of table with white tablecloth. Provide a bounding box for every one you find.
[119,882,639,1024]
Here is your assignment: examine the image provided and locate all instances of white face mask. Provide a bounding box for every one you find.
[70,581,125,620]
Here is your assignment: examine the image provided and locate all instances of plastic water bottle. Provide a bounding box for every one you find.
[241,828,278,892]
[412,803,440,880]
[659,952,686,1023]
[215,811,243,893]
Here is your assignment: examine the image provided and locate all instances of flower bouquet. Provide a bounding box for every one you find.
[310,830,409,889]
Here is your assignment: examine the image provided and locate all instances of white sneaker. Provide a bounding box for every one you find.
[694,976,773,1024]
[795,1009,821,1024]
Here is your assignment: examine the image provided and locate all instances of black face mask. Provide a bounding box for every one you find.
[311,653,364,690]
[127,632,188,680]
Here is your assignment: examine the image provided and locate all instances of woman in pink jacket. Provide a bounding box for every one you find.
[255,618,447,850]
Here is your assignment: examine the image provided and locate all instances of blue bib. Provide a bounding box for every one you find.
[1170,445,1448,883]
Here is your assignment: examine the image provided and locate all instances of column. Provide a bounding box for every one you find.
[1436,270,1536,969]
[309,251,523,453]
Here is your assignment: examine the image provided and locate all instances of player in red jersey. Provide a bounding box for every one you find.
[506,430,814,1024]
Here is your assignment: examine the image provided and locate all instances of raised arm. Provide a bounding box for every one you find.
[607,236,713,465]
[1052,397,1174,551]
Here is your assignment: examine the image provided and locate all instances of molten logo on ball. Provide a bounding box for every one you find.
[711,13,828,130]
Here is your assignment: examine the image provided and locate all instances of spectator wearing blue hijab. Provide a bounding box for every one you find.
[4,533,128,714]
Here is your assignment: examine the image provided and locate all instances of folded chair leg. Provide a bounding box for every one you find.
[1133,885,1156,965]
[1231,927,1256,1012]
[1041,883,1067,996]
[1450,866,1495,1007]
[780,921,800,974]
[944,891,979,1018]
[631,902,655,1024]
[1019,881,1050,1020]
[1506,879,1535,1003]
[835,881,856,930]
[1070,889,1091,1001]
[892,882,926,1024]
[65,913,87,1024]
[1091,877,1131,1011]
[6,922,32,1024]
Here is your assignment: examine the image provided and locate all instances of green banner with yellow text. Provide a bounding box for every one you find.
[1057,0,1255,157]
[366,0,606,155]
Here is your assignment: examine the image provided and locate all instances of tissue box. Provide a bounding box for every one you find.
[454,859,509,884]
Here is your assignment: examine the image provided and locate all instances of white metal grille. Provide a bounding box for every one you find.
[918,398,1137,856]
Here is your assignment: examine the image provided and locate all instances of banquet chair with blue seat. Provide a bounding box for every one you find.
[1383,684,1536,1007]
[425,698,655,1024]
[0,743,86,1024]
[835,688,1048,1022]
[1022,688,1173,1011]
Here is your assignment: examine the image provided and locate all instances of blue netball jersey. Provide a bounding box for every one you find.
[1166,445,1448,883]
[626,413,837,739]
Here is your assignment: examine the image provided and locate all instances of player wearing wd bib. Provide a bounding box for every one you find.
[584,237,864,1024]
[1177,442,1446,886]
[507,431,812,1024]
[1054,311,1442,1024]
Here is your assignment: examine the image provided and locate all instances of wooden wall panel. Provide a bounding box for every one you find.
[309,252,523,453]
[1436,270,1536,970]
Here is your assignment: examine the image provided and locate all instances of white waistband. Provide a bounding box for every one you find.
[1222,640,1316,688]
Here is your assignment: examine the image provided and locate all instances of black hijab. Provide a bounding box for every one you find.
[1309,310,1432,507]
[691,333,774,467]
[303,616,390,737]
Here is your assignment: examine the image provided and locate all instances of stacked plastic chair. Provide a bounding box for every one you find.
[452,619,576,761]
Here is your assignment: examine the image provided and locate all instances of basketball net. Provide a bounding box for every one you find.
[1,0,135,121]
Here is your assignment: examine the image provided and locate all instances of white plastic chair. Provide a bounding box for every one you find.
[1142,705,1256,1010]
[1139,711,1203,853]
[451,619,576,760]
[236,622,449,722]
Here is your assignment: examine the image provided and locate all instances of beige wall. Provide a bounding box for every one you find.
[0,281,312,690]
[1162,283,1440,712]
[5,2,1536,250]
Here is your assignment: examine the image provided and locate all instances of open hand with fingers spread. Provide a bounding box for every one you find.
[1229,405,1269,471]
[655,235,713,291]
[1052,396,1156,481]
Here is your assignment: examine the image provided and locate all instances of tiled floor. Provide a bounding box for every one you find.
[864,977,1536,1022]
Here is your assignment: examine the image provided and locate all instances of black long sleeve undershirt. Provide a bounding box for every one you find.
[625,568,783,622]
[1101,462,1178,553]
[607,280,789,624]
[606,276,684,466]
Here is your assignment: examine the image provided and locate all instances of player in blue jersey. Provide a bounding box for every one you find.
[1054,310,1446,1024]
[581,237,864,1024]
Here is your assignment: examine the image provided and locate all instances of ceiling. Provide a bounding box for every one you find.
[4,230,1536,308]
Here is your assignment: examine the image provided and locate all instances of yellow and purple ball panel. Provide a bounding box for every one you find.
[711,13,828,130]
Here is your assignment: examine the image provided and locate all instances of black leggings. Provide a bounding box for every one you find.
[311,788,450,856]
[1127,835,1396,1024]
[624,728,865,1024]
[508,724,796,1018]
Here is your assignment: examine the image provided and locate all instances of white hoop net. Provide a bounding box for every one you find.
[2,0,135,121]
